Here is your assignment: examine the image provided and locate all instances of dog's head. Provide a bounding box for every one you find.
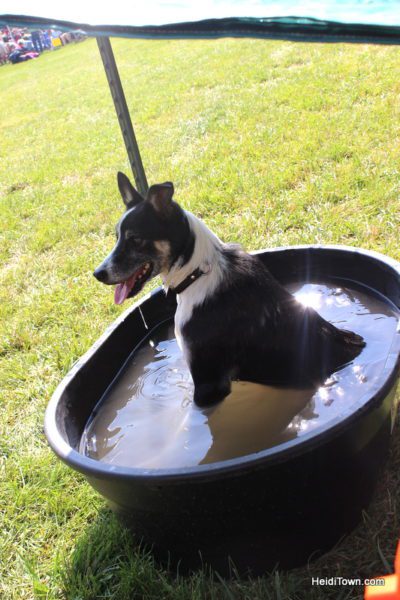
[93,172,192,304]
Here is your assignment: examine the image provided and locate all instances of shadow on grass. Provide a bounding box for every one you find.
[59,507,223,600]
[59,507,296,600]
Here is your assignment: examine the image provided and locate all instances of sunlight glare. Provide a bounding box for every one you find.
[295,291,322,310]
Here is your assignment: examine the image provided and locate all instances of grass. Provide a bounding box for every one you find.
[0,36,400,600]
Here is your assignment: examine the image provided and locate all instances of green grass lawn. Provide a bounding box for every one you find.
[1,37,399,600]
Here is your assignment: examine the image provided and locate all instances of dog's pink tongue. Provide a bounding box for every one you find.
[114,283,129,305]
[114,274,136,305]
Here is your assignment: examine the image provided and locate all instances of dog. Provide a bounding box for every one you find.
[94,172,365,407]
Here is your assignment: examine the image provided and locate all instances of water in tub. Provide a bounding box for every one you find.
[80,280,399,468]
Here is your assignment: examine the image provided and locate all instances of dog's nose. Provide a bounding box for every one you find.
[93,266,109,283]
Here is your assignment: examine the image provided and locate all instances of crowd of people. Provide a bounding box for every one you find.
[0,27,87,65]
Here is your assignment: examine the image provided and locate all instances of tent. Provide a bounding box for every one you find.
[1,1,400,195]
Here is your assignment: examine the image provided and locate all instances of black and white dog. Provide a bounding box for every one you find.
[94,173,364,407]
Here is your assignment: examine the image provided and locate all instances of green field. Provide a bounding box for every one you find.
[1,37,399,600]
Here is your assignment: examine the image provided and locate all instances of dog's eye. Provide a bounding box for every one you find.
[125,232,142,245]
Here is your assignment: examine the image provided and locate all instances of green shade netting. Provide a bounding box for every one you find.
[1,1,400,44]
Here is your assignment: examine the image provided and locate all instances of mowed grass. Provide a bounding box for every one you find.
[1,36,400,600]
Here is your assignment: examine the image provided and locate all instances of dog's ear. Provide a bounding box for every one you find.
[147,182,174,216]
[117,172,144,209]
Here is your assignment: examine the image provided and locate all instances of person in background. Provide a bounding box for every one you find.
[9,46,39,63]
[31,30,43,53]
[6,40,18,54]
[60,32,72,45]
[42,30,52,50]
[51,29,63,48]
[12,27,22,42]
[0,40,7,65]
[19,35,34,51]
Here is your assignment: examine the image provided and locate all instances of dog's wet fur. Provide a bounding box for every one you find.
[94,173,365,407]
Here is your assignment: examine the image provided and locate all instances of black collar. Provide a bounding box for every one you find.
[172,267,207,294]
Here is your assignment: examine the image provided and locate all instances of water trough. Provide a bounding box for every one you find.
[45,244,400,574]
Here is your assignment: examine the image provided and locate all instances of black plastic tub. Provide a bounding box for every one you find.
[45,245,400,575]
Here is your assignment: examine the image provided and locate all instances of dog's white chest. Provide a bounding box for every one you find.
[174,296,191,360]
[174,320,185,352]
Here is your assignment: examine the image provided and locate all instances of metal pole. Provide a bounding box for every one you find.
[96,36,148,197]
